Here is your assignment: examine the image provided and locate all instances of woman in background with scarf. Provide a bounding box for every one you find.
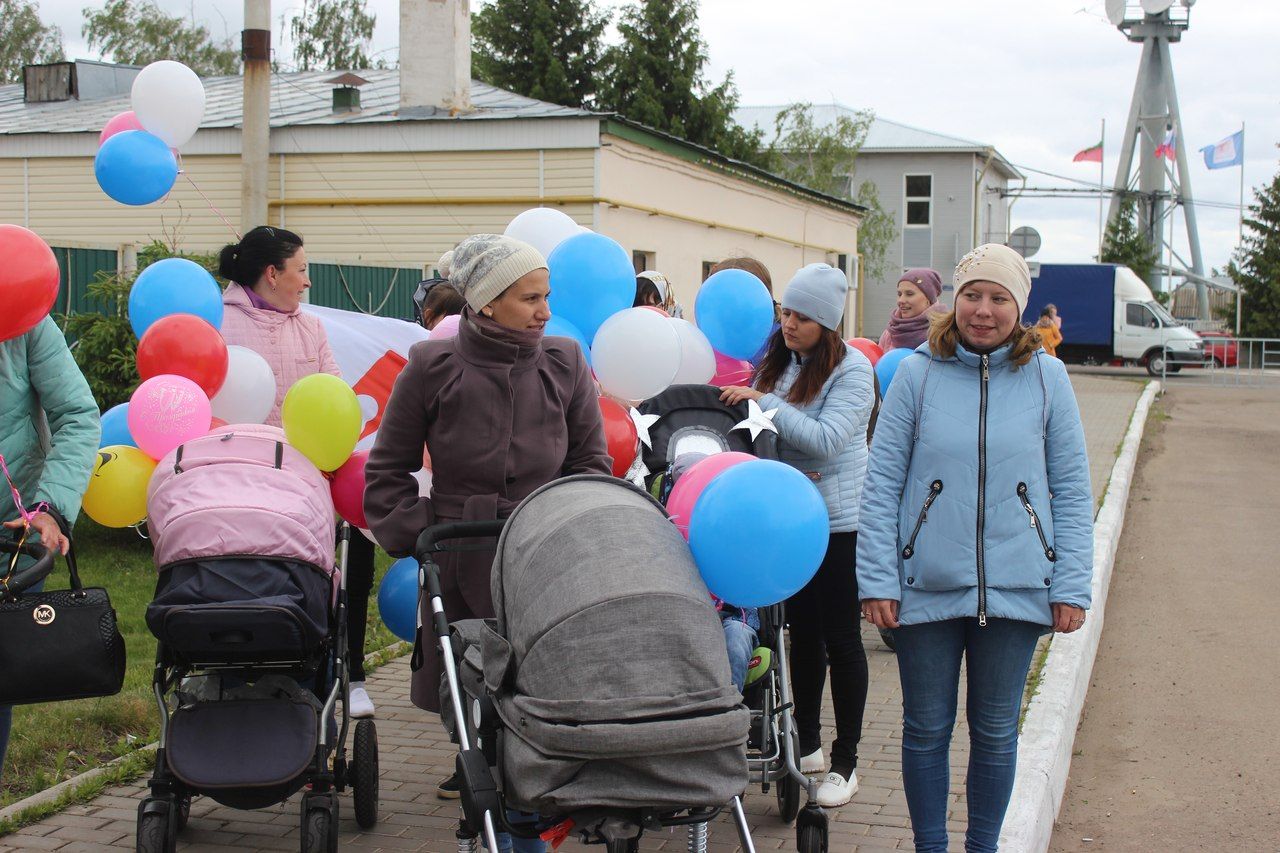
[878,269,949,352]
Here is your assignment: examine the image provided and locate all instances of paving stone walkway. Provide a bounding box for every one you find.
[0,375,1144,853]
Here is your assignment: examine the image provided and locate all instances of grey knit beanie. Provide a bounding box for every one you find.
[448,234,547,312]
[953,243,1032,316]
[780,263,849,331]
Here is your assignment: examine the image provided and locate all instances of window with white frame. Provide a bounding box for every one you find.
[902,174,933,267]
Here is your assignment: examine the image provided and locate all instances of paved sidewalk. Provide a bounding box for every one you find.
[0,375,1144,853]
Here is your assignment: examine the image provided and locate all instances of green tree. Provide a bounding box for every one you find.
[83,0,239,77]
[763,104,897,280]
[290,0,378,72]
[0,0,65,84]
[1227,160,1280,338]
[1100,196,1158,283]
[472,0,607,109]
[598,0,765,166]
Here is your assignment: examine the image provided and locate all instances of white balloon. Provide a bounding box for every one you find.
[591,308,682,401]
[668,318,717,385]
[131,61,206,148]
[504,208,583,259]
[211,345,277,425]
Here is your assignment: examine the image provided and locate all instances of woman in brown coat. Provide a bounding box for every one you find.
[364,234,611,801]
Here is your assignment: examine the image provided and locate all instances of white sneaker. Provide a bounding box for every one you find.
[815,770,859,807]
[349,683,375,719]
[799,747,825,775]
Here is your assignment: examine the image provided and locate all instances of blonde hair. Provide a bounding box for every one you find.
[926,310,1041,368]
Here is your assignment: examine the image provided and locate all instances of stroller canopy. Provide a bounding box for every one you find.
[638,384,778,478]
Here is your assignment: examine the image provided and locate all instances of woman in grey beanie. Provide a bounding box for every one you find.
[720,262,876,807]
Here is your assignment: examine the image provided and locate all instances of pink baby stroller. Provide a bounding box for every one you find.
[136,424,378,852]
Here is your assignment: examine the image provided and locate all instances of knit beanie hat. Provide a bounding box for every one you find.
[436,249,454,279]
[780,263,849,331]
[448,234,547,312]
[953,243,1032,317]
[897,268,942,303]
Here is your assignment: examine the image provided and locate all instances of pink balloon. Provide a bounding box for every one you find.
[431,314,461,340]
[711,351,754,386]
[99,111,145,146]
[330,450,369,528]
[128,374,212,460]
[665,451,756,540]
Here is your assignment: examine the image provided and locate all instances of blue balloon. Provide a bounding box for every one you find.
[547,233,635,344]
[94,130,177,207]
[377,557,419,643]
[694,269,774,361]
[99,403,137,449]
[875,347,914,392]
[688,459,828,607]
[129,257,223,338]
[545,314,592,365]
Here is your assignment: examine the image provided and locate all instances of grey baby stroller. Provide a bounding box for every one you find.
[137,426,379,852]
[638,384,832,853]
[417,475,759,853]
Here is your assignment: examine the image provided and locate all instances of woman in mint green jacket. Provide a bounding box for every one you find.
[0,315,101,776]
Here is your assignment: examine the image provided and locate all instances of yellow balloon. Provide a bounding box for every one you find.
[281,374,361,472]
[82,445,156,528]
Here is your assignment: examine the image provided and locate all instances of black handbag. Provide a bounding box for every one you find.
[0,514,127,706]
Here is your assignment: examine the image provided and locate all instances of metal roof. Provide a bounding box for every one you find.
[0,67,593,136]
[734,103,1023,179]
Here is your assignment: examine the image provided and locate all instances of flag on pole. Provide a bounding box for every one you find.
[1200,130,1244,169]
[1073,141,1103,163]
[1155,124,1177,161]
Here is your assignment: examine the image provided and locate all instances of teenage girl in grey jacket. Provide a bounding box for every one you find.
[721,263,875,808]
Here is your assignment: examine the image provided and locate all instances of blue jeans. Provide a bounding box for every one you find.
[0,703,10,783]
[486,811,545,853]
[722,617,759,693]
[894,617,1044,853]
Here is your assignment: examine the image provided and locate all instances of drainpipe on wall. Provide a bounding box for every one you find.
[973,147,995,248]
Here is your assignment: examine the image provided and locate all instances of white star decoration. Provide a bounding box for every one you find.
[731,399,779,441]
[629,408,662,450]
[623,455,651,488]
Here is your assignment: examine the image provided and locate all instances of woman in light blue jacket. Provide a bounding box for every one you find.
[721,263,875,808]
[857,244,1093,853]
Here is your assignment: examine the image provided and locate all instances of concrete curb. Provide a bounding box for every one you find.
[1000,380,1161,852]
[0,639,410,827]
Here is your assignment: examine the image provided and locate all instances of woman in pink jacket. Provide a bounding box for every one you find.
[217,226,378,719]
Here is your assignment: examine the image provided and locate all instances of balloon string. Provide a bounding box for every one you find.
[0,453,47,525]
[182,169,241,242]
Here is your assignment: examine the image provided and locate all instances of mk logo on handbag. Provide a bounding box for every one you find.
[33,604,55,626]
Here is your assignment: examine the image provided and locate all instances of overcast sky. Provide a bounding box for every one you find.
[32,0,1280,276]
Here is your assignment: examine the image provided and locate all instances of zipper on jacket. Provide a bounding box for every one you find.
[977,355,989,627]
[1016,482,1056,562]
[901,480,943,559]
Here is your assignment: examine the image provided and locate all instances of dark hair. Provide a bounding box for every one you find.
[752,325,847,407]
[709,256,772,292]
[218,225,304,286]
[418,280,465,327]
[634,277,661,308]
[1039,305,1054,318]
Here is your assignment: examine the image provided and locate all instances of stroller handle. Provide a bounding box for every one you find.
[0,537,54,598]
[413,520,506,563]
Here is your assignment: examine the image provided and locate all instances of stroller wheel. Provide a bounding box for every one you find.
[174,794,191,833]
[797,823,828,853]
[136,798,176,853]
[605,838,639,853]
[300,793,339,853]
[352,719,380,828]
[776,769,801,824]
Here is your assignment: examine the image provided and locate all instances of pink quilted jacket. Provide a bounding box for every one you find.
[219,283,341,426]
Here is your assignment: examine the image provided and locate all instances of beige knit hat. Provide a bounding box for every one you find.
[448,234,547,312]
[953,243,1032,317]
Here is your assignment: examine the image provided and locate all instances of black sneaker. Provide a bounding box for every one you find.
[437,771,461,800]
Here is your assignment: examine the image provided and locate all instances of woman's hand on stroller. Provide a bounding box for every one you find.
[4,513,68,555]
[862,598,899,630]
[719,386,763,405]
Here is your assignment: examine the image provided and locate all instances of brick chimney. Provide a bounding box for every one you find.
[400,0,472,114]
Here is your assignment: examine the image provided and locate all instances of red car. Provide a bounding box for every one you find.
[1197,330,1238,367]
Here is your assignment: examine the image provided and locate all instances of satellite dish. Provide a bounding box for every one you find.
[1141,0,1175,14]
[1009,226,1042,259]
[1105,0,1127,25]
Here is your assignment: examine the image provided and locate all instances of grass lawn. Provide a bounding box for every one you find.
[1,518,398,808]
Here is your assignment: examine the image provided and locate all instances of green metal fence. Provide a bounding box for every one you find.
[51,246,120,316]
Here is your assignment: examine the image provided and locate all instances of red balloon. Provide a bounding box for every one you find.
[0,225,60,343]
[330,450,369,528]
[136,313,229,398]
[846,337,884,366]
[209,416,228,431]
[598,396,639,478]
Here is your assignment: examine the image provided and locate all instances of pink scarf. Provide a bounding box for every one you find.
[880,302,949,352]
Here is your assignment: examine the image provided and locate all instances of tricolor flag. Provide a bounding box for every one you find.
[1200,130,1244,169]
[1154,125,1177,161]
[1073,141,1103,163]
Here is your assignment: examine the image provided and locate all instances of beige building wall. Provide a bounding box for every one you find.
[595,136,861,329]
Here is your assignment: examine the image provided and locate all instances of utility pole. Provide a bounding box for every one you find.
[241,0,271,232]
